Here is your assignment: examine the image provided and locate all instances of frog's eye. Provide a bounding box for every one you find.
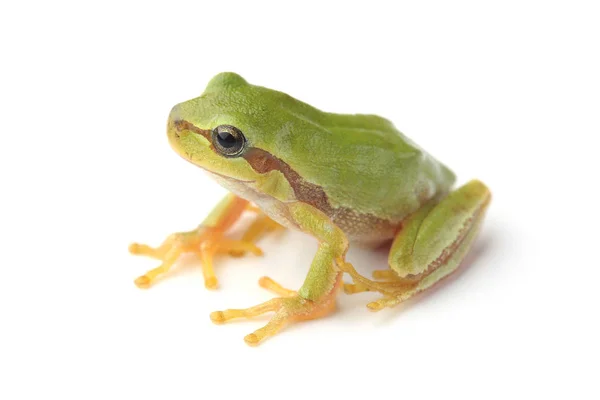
[211,125,247,157]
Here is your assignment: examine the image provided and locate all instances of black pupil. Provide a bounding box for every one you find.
[217,130,237,148]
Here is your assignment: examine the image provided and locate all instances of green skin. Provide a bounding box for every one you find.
[164,72,491,344]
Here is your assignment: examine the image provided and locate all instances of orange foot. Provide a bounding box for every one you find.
[130,227,263,289]
[210,277,339,346]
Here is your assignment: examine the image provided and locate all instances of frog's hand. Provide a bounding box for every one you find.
[209,202,346,346]
[129,193,282,289]
[345,180,491,310]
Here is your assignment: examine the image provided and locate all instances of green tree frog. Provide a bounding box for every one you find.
[130,72,491,346]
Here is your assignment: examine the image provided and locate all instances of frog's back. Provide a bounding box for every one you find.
[321,112,455,236]
[270,99,453,212]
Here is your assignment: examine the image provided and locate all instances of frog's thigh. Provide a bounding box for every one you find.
[374,180,490,310]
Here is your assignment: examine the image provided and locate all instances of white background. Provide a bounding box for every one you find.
[1,1,599,399]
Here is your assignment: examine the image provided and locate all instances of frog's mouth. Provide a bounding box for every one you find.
[205,169,255,184]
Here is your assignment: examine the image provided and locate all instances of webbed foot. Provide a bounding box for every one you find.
[210,277,338,346]
[130,194,284,289]
[130,227,262,289]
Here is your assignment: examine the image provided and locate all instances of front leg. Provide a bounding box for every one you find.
[130,193,282,289]
[210,202,348,346]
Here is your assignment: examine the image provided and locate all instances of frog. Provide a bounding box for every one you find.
[130,72,491,346]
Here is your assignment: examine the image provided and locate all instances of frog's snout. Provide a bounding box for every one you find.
[168,104,181,135]
[168,104,182,124]
[167,104,212,148]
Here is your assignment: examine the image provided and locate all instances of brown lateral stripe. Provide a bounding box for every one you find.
[243,147,332,213]
[243,148,399,241]
[173,120,211,140]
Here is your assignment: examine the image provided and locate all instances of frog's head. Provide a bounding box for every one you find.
[167,72,299,202]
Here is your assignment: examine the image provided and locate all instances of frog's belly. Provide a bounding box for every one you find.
[209,173,400,246]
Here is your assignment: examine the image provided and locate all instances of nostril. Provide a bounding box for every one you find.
[172,120,185,139]
[168,114,183,140]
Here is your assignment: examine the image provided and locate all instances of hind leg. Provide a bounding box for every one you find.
[343,270,417,294]
[343,180,491,310]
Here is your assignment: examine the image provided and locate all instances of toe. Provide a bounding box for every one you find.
[134,275,152,289]
[244,333,260,346]
[366,301,385,311]
[209,311,227,324]
[204,276,219,290]
[343,283,369,294]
